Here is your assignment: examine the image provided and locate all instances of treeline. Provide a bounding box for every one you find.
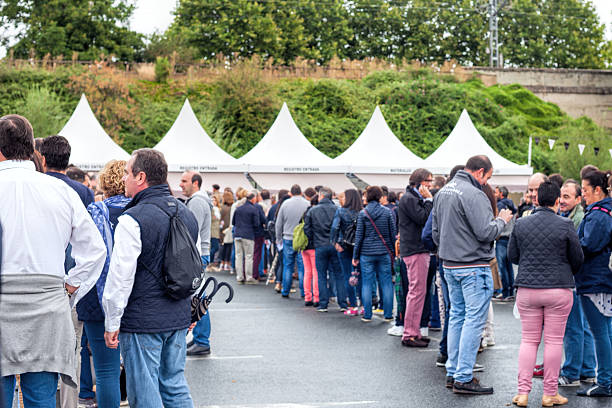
[1,0,611,69]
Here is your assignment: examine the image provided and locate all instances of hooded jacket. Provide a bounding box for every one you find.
[432,170,506,267]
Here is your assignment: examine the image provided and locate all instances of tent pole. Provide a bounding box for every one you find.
[527,136,532,167]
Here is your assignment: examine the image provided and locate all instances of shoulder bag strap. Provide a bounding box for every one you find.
[364,209,393,260]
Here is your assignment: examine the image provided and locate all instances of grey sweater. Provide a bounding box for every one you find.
[275,195,310,242]
[187,190,212,256]
[432,170,506,267]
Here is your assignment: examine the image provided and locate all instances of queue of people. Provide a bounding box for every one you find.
[1,112,611,407]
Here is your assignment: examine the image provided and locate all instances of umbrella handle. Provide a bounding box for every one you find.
[197,276,218,299]
[215,282,234,303]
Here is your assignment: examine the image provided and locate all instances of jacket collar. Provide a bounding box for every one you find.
[533,206,556,215]
[125,184,171,210]
[455,170,483,190]
[0,160,35,171]
[318,197,334,206]
[586,197,612,212]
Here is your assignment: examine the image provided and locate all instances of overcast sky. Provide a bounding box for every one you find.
[130,0,612,40]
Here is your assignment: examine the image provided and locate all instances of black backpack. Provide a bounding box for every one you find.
[342,214,358,248]
[149,200,204,300]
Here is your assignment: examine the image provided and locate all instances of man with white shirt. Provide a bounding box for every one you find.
[103,148,198,407]
[0,114,106,407]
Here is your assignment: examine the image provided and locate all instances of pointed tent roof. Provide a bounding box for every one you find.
[240,103,342,172]
[423,109,532,176]
[59,94,130,170]
[335,106,424,173]
[154,99,245,172]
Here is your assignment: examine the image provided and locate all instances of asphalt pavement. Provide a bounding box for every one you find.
[184,271,606,408]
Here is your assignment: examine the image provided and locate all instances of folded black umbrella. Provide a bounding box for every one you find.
[191,276,234,323]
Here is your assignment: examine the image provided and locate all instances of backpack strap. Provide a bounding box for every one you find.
[590,206,612,216]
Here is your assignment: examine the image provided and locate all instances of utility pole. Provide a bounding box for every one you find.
[489,0,499,67]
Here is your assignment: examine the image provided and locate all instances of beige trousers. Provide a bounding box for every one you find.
[235,238,254,282]
[59,308,83,408]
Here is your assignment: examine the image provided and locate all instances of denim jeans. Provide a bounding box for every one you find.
[210,238,219,264]
[83,320,122,407]
[193,255,211,347]
[80,329,95,399]
[560,290,597,380]
[2,371,58,408]
[438,263,450,357]
[360,254,393,319]
[495,238,514,298]
[316,245,347,309]
[337,248,358,307]
[581,295,612,388]
[282,239,304,296]
[444,266,493,383]
[120,329,193,408]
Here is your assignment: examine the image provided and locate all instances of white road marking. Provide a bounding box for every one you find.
[197,401,378,408]
[187,355,263,361]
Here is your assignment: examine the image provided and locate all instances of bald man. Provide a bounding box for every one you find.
[522,173,548,218]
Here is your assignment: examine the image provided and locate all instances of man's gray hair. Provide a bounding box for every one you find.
[319,186,333,200]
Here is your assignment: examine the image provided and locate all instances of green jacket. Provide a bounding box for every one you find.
[567,204,584,230]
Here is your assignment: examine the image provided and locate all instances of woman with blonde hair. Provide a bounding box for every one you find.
[79,159,131,407]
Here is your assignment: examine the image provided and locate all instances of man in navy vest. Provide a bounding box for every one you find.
[103,149,198,407]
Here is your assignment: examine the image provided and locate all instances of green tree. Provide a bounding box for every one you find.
[0,0,144,60]
[499,0,607,68]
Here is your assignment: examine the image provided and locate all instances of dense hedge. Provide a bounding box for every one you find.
[0,65,609,179]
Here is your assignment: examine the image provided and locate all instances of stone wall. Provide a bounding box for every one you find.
[463,67,612,129]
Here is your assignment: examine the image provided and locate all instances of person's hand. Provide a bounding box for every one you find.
[352,259,359,267]
[104,330,120,349]
[419,184,432,199]
[335,243,344,252]
[498,208,513,223]
[65,283,78,295]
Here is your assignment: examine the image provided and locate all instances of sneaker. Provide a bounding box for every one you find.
[329,297,337,303]
[482,336,495,347]
[387,325,404,336]
[420,327,429,337]
[503,296,515,302]
[120,400,129,407]
[317,308,328,312]
[274,283,281,293]
[533,364,544,377]
[473,363,485,373]
[580,376,596,384]
[436,354,448,367]
[245,278,258,285]
[492,293,504,301]
[373,308,384,315]
[313,302,320,308]
[78,398,97,408]
[577,384,612,397]
[401,337,428,348]
[446,375,454,389]
[361,317,372,323]
[236,279,245,284]
[344,308,358,316]
[305,301,313,307]
[339,307,347,312]
[383,317,394,322]
[558,376,580,387]
[452,377,494,395]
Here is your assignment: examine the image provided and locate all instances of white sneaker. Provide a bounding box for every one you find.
[482,336,496,347]
[387,325,404,336]
[420,327,429,337]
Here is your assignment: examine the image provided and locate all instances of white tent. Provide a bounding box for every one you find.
[154,98,250,192]
[59,94,130,170]
[423,109,532,191]
[241,102,352,192]
[335,106,424,190]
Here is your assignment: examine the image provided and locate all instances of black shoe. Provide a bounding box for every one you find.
[446,376,454,389]
[186,344,211,356]
[577,384,612,397]
[452,377,493,395]
[436,354,448,367]
[313,302,320,307]
[186,339,194,348]
[421,336,431,343]
[305,301,313,306]
[282,294,289,298]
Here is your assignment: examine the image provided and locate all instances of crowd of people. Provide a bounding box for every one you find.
[0,113,611,408]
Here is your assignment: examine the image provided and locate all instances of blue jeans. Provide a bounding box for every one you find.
[561,290,597,380]
[337,249,358,307]
[444,266,493,383]
[210,238,220,263]
[438,263,450,357]
[193,255,211,347]
[360,254,393,319]
[120,329,193,408]
[282,240,304,296]
[316,245,347,309]
[495,238,514,298]
[80,329,95,399]
[581,295,612,387]
[2,371,58,408]
[83,320,121,407]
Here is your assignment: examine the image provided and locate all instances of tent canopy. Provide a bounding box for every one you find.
[154,99,245,172]
[240,103,343,173]
[423,109,532,176]
[59,94,130,170]
[249,173,354,193]
[335,106,424,173]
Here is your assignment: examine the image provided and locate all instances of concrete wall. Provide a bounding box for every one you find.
[463,67,612,129]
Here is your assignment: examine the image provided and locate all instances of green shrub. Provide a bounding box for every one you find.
[154,57,171,83]
[13,86,69,138]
